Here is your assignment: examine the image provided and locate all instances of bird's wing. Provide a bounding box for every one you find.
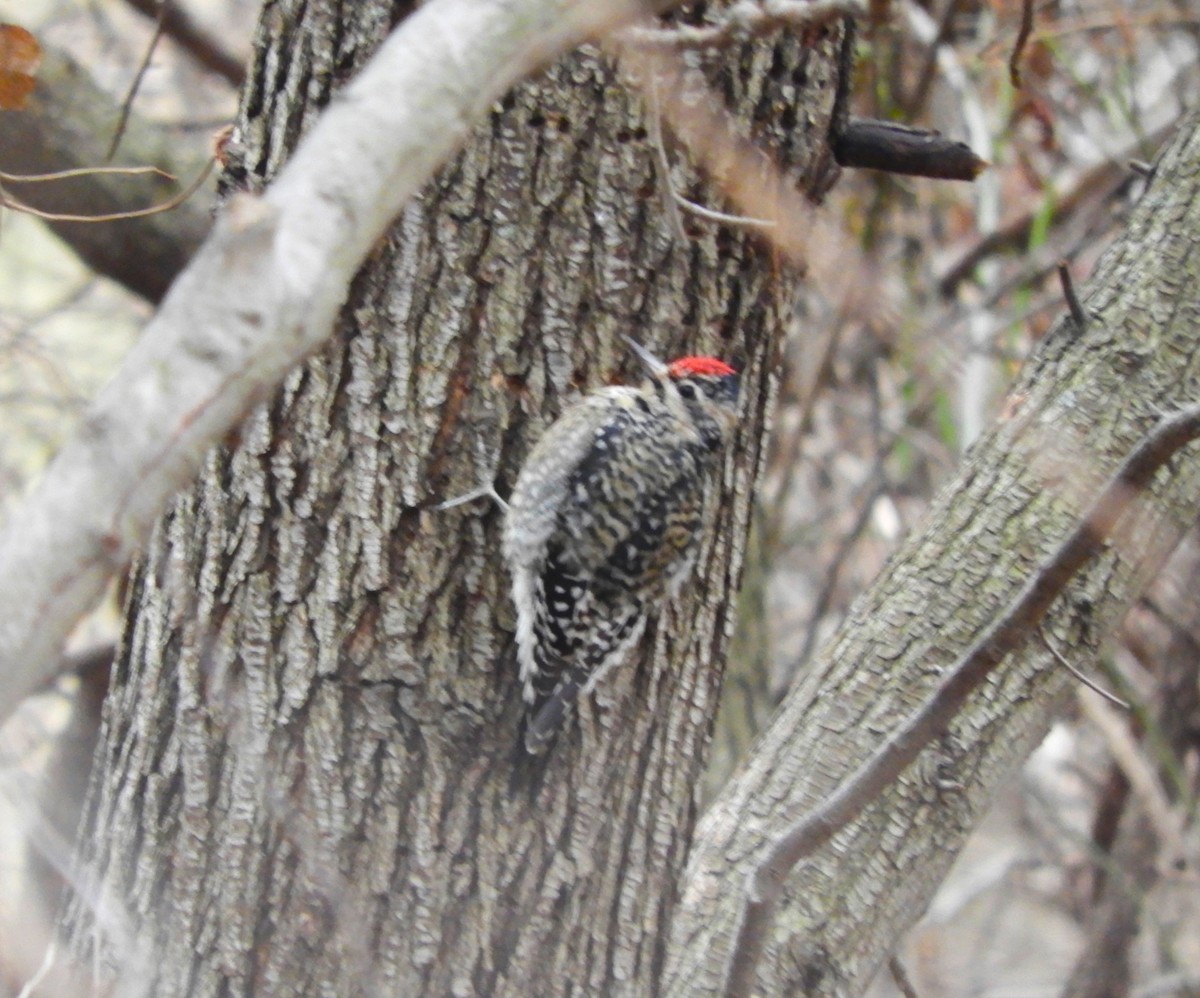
[502,388,637,571]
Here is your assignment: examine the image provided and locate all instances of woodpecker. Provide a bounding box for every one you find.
[502,341,740,754]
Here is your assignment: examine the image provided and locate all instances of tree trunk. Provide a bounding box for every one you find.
[65,3,844,995]
[667,110,1200,995]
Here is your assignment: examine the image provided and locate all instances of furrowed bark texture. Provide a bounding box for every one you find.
[667,112,1200,995]
[67,3,844,995]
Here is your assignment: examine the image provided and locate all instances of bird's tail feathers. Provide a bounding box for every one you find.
[523,677,582,755]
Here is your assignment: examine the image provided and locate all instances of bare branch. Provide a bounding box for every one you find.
[107,0,169,161]
[719,401,1200,998]
[122,0,246,87]
[1008,0,1034,89]
[1058,259,1088,332]
[0,164,174,183]
[1078,687,1188,868]
[936,121,1177,298]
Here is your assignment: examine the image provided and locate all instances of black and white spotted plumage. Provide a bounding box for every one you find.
[502,346,739,754]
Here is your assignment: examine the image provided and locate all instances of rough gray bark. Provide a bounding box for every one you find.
[66,3,843,995]
[666,111,1200,995]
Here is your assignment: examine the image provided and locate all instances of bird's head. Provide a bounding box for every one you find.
[625,338,740,450]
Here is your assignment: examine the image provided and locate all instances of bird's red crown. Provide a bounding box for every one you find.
[667,356,737,378]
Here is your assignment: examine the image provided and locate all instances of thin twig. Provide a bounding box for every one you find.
[719,402,1200,998]
[0,156,214,223]
[1077,687,1188,869]
[107,0,169,161]
[16,938,57,998]
[434,484,508,512]
[1058,260,1088,331]
[0,165,174,184]
[673,194,776,229]
[936,118,1178,297]
[121,0,246,86]
[888,954,921,998]
[1008,0,1035,88]
[645,62,777,232]
[1037,625,1128,709]
[622,0,865,51]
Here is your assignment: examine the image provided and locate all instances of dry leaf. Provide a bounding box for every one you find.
[0,24,41,111]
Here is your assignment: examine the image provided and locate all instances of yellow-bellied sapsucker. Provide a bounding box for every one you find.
[502,342,739,754]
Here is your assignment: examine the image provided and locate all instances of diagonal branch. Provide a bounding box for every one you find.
[720,401,1200,998]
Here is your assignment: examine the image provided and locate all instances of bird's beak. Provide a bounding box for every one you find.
[622,336,669,378]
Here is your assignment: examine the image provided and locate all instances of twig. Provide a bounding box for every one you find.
[888,954,921,998]
[674,195,776,229]
[107,0,169,161]
[0,156,214,222]
[903,0,966,117]
[121,0,246,86]
[1008,0,1034,88]
[644,72,775,233]
[622,0,865,51]
[434,484,508,512]
[646,71,688,242]
[936,119,1177,297]
[1057,260,1088,331]
[719,402,1200,998]
[1077,687,1188,869]
[16,938,57,998]
[0,164,174,184]
[1037,625,1127,709]
[613,36,820,264]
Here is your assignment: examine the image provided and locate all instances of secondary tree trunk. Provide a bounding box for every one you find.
[667,110,1200,995]
[65,3,845,995]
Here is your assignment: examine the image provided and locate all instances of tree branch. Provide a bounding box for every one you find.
[621,0,865,50]
[122,0,246,87]
[720,402,1200,997]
